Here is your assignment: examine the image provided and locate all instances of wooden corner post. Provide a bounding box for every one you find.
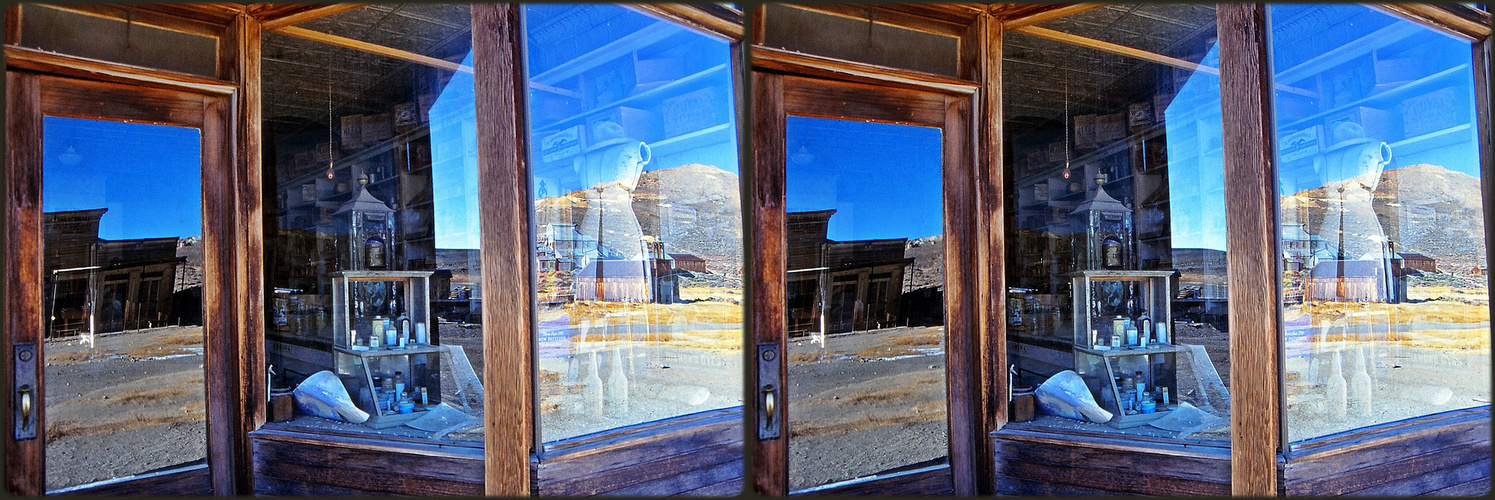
[963,11,1006,495]
[222,12,265,495]
[1216,4,1283,496]
[473,3,536,496]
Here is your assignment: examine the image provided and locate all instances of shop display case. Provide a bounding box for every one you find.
[1069,270,1178,427]
[330,270,442,428]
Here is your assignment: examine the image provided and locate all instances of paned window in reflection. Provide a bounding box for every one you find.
[41,117,205,491]
[524,4,742,443]
[1003,5,1233,443]
[784,116,947,492]
[1270,4,1489,443]
[261,4,482,442]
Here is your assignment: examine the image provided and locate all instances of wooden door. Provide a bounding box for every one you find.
[4,72,237,495]
[750,72,980,495]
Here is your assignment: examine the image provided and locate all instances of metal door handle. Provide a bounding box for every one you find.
[18,385,32,431]
[15,343,38,440]
[762,385,776,428]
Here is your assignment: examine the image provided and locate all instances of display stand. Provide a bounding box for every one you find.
[1069,270,1179,428]
[330,270,441,428]
[1075,344,1182,428]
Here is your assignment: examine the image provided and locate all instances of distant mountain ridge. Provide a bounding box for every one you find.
[536,164,743,282]
[1282,163,1486,273]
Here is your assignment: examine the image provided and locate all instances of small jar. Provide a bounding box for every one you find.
[1140,392,1156,414]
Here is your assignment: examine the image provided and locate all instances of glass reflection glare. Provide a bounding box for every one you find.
[1271,4,1489,443]
[525,3,743,444]
[41,117,205,491]
[785,116,947,492]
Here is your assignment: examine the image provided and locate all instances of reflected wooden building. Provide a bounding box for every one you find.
[42,208,186,337]
[786,210,915,336]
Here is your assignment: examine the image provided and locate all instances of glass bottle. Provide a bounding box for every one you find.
[1349,344,1373,417]
[365,234,387,269]
[1326,349,1348,421]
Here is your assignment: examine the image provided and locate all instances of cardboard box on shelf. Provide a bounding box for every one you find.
[634,56,687,86]
[1095,112,1127,141]
[540,124,586,165]
[1152,91,1175,123]
[340,114,363,149]
[393,102,419,132]
[361,112,394,144]
[1047,141,1067,162]
[1325,106,1401,143]
[1279,125,1323,163]
[300,183,317,202]
[1128,102,1154,133]
[1372,57,1422,86]
[589,106,661,143]
[1399,86,1462,138]
[661,87,721,137]
[1074,114,1097,149]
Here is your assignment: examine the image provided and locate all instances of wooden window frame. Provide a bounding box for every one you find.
[480,3,752,496]
[2,68,246,495]
[747,61,983,494]
[986,2,1493,496]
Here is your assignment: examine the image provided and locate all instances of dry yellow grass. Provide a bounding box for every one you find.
[46,350,92,364]
[563,300,743,325]
[1300,299,1489,326]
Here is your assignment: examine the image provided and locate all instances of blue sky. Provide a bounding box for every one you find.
[42,116,202,240]
[786,116,944,242]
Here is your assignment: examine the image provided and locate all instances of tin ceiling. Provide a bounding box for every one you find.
[1003,4,1220,130]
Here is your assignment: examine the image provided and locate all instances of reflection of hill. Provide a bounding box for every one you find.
[903,235,944,292]
[537,164,743,281]
[1282,164,1485,273]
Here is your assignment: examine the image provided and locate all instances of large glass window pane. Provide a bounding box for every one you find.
[1269,4,1490,443]
[262,4,482,443]
[1004,5,1233,443]
[523,4,743,443]
[785,116,947,491]
[42,117,205,491]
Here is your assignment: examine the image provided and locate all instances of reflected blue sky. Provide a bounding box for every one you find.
[42,116,202,240]
[786,116,943,241]
[429,50,479,250]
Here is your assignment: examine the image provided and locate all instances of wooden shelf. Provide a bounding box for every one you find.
[1278,64,1471,133]
[533,63,729,132]
[529,20,686,86]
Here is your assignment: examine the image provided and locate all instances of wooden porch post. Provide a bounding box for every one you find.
[1216,3,1282,496]
[473,4,535,496]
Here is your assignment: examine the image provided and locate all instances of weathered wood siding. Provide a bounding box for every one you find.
[1280,408,1490,496]
[534,408,742,496]
[249,429,484,496]
[992,427,1232,496]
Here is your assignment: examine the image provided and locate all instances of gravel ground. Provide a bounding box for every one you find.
[786,326,948,491]
[43,327,207,491]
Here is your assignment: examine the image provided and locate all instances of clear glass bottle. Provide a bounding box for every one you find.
[1326,349,1348,421]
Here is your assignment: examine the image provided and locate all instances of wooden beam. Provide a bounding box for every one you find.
[941,88,979,499]
[1476,28,1494,381]
[631,4,743,42]
[1001,3,1108,31]
[752,46,978,96]
[259,3,367,31]
[1010,25,1216,76]
[5,4,20,45]
[1372,4,1491,41]
[1007,24,1318,99]
[34,3,224,38]
[750,5,767,46]
[222,12,265,495]
[968,12,1006,496]
[4,69,44,499]
[271,25,472,74]
[472,4,533,496]
[788,4,968,37]
[200,80,238,499]
[5,46,238,96]
[1215,4,1281,496]
[748,70,787,496]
